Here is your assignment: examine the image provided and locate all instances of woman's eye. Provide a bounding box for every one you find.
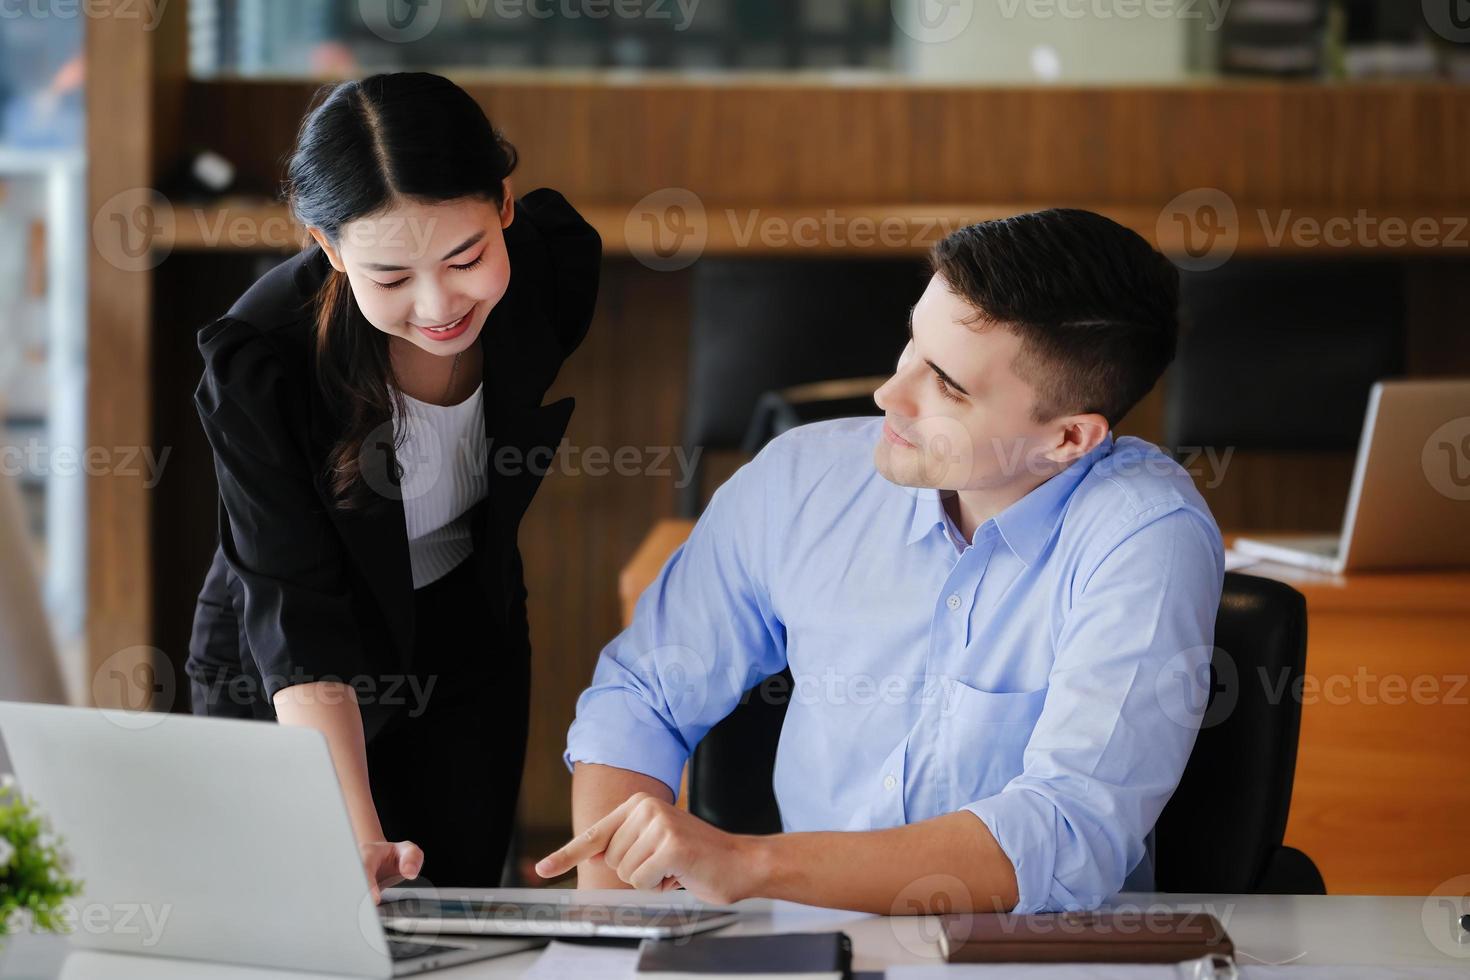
[936,375,962,402]
[372,254,480,288]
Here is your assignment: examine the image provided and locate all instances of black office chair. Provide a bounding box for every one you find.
[1167,258,1404,452]
[1153,574,1324,894]
[741,377,888,456]
[687,572,1326,895]
[680,257,924,515]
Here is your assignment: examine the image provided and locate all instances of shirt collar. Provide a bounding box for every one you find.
[905,432,1116,565]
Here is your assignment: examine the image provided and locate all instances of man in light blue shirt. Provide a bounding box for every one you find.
[537,209,1225,915]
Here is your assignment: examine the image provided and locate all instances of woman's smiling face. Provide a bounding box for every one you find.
[311,189,515,358]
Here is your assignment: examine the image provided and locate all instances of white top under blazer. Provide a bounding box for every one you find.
[393,382,488,589]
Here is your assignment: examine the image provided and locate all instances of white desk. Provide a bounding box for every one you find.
[2,890,1468,978]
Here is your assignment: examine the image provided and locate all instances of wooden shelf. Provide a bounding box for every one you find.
[159,199,1470,259]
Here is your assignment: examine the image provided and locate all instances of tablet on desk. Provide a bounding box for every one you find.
[380,897,741,940]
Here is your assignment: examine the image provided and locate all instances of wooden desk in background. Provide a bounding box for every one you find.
[620,519,1470,896]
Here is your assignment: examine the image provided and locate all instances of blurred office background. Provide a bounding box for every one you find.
[1,0,1467,894]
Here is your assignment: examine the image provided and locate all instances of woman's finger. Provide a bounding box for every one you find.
[395,840,424,879]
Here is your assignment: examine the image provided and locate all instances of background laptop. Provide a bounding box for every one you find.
[1235,379,1470,574]
[0,700,539,977]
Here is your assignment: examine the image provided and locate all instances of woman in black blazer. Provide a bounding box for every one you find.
[186,72,599,897]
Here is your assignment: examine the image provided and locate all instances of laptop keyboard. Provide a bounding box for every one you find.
[388,936,466,962]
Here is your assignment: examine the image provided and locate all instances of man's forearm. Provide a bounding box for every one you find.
[743,811,1020,915]
[543,772,1019,912]
[569,762,675,888]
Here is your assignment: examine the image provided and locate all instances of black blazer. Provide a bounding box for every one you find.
[186,189,601,734]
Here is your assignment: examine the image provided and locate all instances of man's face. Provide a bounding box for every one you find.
[873,274,1059,492]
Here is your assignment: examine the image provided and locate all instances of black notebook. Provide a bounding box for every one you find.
[635,931,852,979]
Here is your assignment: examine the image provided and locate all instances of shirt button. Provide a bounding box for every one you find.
[883,774,897,791]
[946,593,962,611]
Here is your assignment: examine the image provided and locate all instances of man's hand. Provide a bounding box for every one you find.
[361,839,424,904]
[535,792,764,906]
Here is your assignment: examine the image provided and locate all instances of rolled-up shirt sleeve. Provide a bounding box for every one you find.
[564,445,788,799]
[963,507,1224,912]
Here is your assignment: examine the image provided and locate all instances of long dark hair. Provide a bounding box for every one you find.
[282,72,518,509]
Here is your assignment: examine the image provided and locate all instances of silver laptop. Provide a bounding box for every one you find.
[1235,379,1470,574]
[0,701,540,977]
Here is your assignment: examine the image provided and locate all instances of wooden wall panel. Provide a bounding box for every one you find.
[84,3,188,707]
[183,79,1470,209]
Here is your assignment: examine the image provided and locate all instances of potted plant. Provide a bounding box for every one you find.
[0,774,81,961]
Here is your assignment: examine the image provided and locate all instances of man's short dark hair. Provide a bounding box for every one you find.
[929,208,1180,428]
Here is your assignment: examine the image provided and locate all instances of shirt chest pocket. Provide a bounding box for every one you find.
[936,680,1048,809]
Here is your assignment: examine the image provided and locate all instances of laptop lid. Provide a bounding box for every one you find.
[0,701,393,979]
[1340,379,1470,571]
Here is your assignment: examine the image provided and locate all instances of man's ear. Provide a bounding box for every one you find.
[1048,414,1110,464]
[498,178,516,230]
[308,227,346,273]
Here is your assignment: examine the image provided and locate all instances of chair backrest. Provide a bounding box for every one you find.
[680,257,922,514]
[688,573,1309,894]
[1153,573,1307,892]
[1167,258,1404,451]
